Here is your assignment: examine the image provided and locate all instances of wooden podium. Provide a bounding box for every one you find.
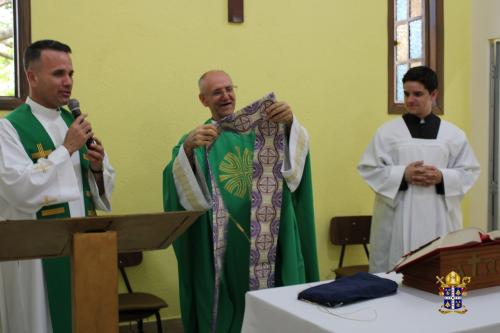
[396,241,500,294]
[0,211,203,333]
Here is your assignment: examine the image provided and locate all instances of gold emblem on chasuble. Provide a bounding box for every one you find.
[218,147,252,198]
[31,143,52,160]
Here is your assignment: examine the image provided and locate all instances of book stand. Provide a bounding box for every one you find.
[396,242,500,293]
[0,211,203,332]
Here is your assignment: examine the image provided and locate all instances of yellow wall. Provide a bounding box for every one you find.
[2,0,472,321]
[470,0,500,231]
[443,1,473,226]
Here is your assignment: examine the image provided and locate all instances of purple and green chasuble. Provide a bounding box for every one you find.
[207,93,286,329]
[162,94,319,333]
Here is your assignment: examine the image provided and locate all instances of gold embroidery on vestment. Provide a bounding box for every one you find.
[31,143,52,160]
[218,147,252,198]
[41,207,65,217]
[41,196,56,205]
[35,164,50,173]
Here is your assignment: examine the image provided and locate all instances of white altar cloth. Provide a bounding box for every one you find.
[242,273,500,333]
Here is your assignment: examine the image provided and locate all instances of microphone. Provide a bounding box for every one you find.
[68,98,94,148]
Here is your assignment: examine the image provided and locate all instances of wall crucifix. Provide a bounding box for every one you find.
[228,0,244,23]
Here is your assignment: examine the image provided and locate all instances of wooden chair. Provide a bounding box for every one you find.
[118,252,168,333]
[330,216,371,278]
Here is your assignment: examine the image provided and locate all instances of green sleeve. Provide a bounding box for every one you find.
[292,154,319,282]
[162,135,216,333]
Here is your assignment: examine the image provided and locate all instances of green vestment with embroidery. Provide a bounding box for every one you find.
[6,104,96,333]
[162,124,319,333]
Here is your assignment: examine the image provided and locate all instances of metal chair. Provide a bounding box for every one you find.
[330,216,371,278]
[118,252,168,333]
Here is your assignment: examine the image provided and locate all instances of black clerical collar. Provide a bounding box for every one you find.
[402,112,441,139]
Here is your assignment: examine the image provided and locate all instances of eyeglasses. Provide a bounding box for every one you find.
[210,85,237,97]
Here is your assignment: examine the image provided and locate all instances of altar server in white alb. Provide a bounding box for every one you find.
[0,40,115,333]
[358,66,480,273]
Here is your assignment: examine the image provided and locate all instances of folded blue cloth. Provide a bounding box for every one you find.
[297,272,398,307]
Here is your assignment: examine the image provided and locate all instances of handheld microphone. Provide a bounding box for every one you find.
[68,98,94,148]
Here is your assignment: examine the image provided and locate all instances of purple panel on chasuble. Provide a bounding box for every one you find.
[206,93,284,328]
[205,156,228,332]
[268,246,277,262]
[257,176,278,194]
[258,147,279,165]
[243,99,261,115]
[252,161,263,180]
[256,205,276,223]
[274,132,285,150]
[259,119,278,136]
[234,115,252,132]
[254,133,265,150]
[251,190,262,208]
[244,94,284,291]
[271,218,281,237]
[267,272,275,288]
[250,218,261,237]
[254,262,272,280]
[273,161,284,180]
[271,191,282,211]
[256,234,274,251]
[249,277,259,290]
[250,248,260,265]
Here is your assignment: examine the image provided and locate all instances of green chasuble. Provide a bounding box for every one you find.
[162,123,319,333]
[6,104,96,333]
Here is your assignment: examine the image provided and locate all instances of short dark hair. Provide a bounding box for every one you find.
[402,66,438,93]
[24,40,71,70]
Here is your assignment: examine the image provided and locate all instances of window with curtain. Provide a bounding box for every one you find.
[388,0,443,114]
[0,0,30,110]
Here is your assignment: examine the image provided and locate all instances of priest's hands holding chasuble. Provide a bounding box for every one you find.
[183,100,294,161]
[183,124,219,159]
[264,101,293,126]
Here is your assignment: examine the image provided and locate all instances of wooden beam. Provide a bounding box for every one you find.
[228,0,243,23]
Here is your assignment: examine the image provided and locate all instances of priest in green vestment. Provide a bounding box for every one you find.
[162,70,319,333]
[0,40,115,333]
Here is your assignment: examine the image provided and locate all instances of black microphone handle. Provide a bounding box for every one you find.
[85,136,95,149]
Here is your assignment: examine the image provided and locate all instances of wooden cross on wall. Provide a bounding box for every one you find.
[228,0,244,23]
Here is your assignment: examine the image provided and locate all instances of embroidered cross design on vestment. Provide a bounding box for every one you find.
[31,143,52,160]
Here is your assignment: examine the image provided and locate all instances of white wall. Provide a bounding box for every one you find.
[470,0,500,229]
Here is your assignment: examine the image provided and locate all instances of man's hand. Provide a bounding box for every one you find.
[266,101,293,126]
[404,161,442,186]
[87,137,105,172]
[87,136,106,195]
[421,165,443,186]
[404,161,425,185]
[63,114,92,155]
[184,124,219,159]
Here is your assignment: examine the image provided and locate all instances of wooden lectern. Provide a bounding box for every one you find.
[0,211,203,333]
[396,242,500,294]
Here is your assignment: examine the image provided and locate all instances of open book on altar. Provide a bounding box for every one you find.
[392,227,500,272]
